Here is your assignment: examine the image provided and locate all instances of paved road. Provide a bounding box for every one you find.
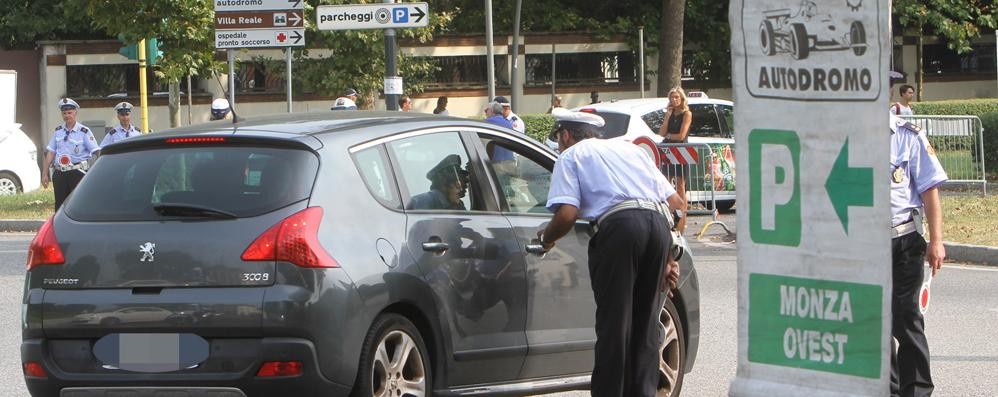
[3,215,997,396]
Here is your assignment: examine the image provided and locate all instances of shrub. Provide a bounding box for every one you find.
[979,112,998,181]
[912,99,998,181]
[913,99,998,118]
[521,114,555,143]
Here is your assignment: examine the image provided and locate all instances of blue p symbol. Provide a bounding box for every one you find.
[393,8,409,23]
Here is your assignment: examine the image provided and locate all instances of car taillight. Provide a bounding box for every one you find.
[23,362,47,378]
[579,108,596,113]
[26,216,64,271]
[256,361,302,377]
[165,137,226,144]
[242,207,339,268]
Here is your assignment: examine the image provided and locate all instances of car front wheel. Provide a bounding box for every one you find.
[657,297,686,397]
[353,313,432,397]
[0,172,21,195]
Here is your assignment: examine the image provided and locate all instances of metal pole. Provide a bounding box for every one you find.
[186,74,192,125]
[286,48,293,113]
[639,26,646,98]
[511,0,522,109]
[551,44,556,100]
[384,0,398,111]
[227,49,235,109]
[138,39,149,133]
[485,0,495,102]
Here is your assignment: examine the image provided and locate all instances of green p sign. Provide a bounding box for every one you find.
[749,129,801,246]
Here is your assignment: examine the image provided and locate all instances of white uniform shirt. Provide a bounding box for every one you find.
[889,116,947,226]
[100,125,139,147]
[547,138,676,220]
[46,123,99,164]
[506,111,526,134]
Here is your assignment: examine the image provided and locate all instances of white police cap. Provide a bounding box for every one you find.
[551,107,605,128]
[59,98,80,111]
[211,98,231,111]
[114,102,134,113]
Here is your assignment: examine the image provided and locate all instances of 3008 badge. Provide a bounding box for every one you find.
[242,273,270,282]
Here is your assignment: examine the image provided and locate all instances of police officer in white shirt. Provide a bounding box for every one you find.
[42,98,99,210]
[493,96,526,133]
[889,115,947,396]
[537,109,684,397]
[100,102,139,147]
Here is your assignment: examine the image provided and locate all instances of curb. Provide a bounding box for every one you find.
[4,219,997,266]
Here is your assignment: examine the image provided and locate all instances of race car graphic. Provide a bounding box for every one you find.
[759,1,866,60]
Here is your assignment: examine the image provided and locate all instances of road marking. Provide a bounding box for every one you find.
[0,250,27,253]
[940,263,998,272]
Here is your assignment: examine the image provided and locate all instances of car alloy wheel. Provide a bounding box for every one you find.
[657,298,686,397]
[0,172,21,195]
[354,314,431,397]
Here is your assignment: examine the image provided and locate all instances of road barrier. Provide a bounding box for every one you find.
[658,142,734,238]
[900,115,987,195]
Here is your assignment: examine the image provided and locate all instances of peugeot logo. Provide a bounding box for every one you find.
[139,242,156,262]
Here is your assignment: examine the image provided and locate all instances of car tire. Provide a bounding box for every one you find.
[352,313,432,397]
[657,297,686,397]
[850,21,866,56]
[759,20,776,56]
[790,23,810,60]
[0,171,22,196]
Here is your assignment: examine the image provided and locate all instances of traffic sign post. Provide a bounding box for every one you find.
[729,0,892,395]
[316,3,429,30]
[214,0,305,113]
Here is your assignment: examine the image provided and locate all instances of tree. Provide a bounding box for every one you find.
[657,0,685,95]
[893,0,996,100]
[0,0,105,50]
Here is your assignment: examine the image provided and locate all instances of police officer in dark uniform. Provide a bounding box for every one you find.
[100,102,139,147]
[42,98,99,210]
[538,109,684,397]
[889,115,947,396]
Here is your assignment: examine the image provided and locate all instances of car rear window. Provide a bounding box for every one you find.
[589,111,630,139]
[65,146,318,221]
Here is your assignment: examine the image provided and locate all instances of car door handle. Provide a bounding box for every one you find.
[421,242,450,252]
[524,243,547,255]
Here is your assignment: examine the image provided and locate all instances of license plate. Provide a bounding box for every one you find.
[93,333,209,373]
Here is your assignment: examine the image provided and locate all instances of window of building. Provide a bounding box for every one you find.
[418,55,509,89]
[234,59,287,94]
[923,43,996,76]
[524,51,636,87]
[66,64,206,99]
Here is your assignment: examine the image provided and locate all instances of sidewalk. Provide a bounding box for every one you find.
[4,218,995,266]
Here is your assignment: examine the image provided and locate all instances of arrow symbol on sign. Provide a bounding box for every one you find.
[411,6,426,23]
[288,12,301,26]
[290,30,302,44]
[288,0,301,8]
[825,138,873,233]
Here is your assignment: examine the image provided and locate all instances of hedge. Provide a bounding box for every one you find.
[912,98,998,118]
[980,112,998,180]
[521,114,556,143]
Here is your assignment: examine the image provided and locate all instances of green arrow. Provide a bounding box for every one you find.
[825,138,874,232]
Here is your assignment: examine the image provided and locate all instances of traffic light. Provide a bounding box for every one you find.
[117,36,163,66]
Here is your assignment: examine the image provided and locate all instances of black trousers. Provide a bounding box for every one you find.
[588,209,669,397]
[890,232,933,397]
[52,169,85,210]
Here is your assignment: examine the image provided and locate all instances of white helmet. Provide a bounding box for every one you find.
[211,98,231,120]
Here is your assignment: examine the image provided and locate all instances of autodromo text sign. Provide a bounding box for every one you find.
[316,3,429,30]
[729,0,892,396]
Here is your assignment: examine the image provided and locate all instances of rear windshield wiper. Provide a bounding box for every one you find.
[153,203,238,219]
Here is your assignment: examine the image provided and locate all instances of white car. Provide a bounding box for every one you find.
[0,123,41,195]
[562,93,738,211]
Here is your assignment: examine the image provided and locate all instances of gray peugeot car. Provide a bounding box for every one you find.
[22,111,699,397]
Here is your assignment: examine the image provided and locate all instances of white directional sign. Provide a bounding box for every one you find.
[317,2,429,31]
[214,0,305,48]
[216,29,304,49]
[728,0,891,396]
[214,0,303,12]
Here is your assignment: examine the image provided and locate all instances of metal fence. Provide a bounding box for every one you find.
[899,115,987,194]
[658,142,736,236]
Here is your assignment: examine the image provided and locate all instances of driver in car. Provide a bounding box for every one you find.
[408,154,470,210]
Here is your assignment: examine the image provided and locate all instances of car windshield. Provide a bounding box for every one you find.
[65,146,319,221]
[587,111,630,139]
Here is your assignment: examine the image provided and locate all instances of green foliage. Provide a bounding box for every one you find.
[979,112,998,180]
[0,188,54,219]
[913,99,998,118]
[893,0,997,53]
[0,0,106,49]
[522,114,556,143]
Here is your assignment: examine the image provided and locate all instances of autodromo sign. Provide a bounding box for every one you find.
[729,0,893,395]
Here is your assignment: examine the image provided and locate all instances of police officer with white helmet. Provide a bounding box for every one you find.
[210,98,231,120]
[888,114,947,396]
[100,101,139,147]
[537,109,684,397]
[42,98,99,210]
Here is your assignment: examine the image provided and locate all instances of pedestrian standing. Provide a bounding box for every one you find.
[889,114,947,396]
[493,96,525,133]
[433,96,449,115]
[538,109,684,397]
[659,87,692,232]
[41,98,99,210]
[399,95,413,112]
[100,102,139,147]
[331,88,359,110]
[590,90,601,104]
[892,84,915,116]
